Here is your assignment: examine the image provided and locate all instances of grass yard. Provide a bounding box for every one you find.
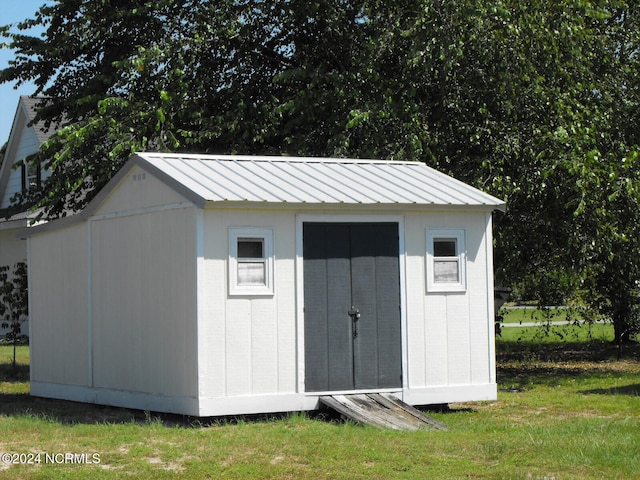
[1,329,639,479]
[498,306,639,344]
[500,306,577,324]
[498,319,615,344]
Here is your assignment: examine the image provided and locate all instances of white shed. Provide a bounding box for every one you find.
[25,153,505,417]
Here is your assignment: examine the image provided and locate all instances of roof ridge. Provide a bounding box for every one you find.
[136,152,421,166]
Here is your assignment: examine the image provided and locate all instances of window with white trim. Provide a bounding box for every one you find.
[229,228,274,295]
[426,229,466,292]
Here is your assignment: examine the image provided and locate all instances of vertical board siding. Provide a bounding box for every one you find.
[90,207,198,397]
[405,211,493,390]
[423,297,449,386]
[445,294,472,385]
[468,221,492,385]
[196,255,227,398]
[404,221,428,387]
[224,299,253,396]
[250,299,279,394]
[199,210,298,399]
[29,224,89,386]
[276,256,297,392]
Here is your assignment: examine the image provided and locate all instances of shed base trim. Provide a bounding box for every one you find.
[198,394,319,417]
[401,383,497,406]
[30,382,200,416]
[30,382,497,417]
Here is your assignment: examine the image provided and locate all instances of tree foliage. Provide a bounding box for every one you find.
[0,262,28,368]
[2,0,640,342]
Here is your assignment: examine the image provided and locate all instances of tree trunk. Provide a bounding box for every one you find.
[613,315,632,346]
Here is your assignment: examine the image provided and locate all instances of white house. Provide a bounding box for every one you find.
[0,96,53,265]
[0,96,53,336]
[24,152,505,417]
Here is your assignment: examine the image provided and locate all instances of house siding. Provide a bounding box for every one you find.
[1,127,40,209]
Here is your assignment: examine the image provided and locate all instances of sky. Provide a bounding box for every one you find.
[0,1,49,146]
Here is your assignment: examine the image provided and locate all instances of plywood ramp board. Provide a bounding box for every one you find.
[320,393,448,431]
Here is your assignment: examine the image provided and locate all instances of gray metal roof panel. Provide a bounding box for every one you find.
[133,153,506,210]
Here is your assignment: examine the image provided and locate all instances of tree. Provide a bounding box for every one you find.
[2,1,640,343]
[0,262,29,368]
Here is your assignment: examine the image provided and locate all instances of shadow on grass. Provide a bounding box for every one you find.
[0,389,347,428]
[496,340,640,391]
[581,384,640,397]
[0,363,29,382]
[496,339,640,363]
[0,392,162,425]
[497,363,626,390]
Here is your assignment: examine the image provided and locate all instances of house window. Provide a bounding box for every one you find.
[229,228,274,295]
[21,159,42,193]
[426,229,466,292]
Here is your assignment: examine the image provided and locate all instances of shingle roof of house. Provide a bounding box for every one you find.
[131,152,506,211]
[17,96,55,145]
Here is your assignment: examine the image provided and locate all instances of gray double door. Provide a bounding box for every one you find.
[303,222,402,392]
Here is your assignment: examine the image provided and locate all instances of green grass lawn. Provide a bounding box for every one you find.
[498,306,639,344]
[499,306,590,324]
[498,319,615,343]
[1,333,639,479]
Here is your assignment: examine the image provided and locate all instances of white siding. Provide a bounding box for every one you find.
[197,209,298,402]
[90,206,198,398]
[94,165,191,215]
[29,223,90,386]
[404,211,494,392]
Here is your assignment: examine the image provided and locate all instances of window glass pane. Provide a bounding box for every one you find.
[434,260,459,282]
[237,262,266,285]
[27,162,38,178]
[238,239,263,258]
[433,239,456,257]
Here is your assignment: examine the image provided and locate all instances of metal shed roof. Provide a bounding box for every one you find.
[132,152,505,211]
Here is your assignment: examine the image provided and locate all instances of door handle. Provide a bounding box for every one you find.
[348,307,361,321]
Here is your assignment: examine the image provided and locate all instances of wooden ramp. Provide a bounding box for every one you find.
[320,393,448,431]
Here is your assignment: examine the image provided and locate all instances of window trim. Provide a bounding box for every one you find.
[229,228,274,296]
[426,229,466,293]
